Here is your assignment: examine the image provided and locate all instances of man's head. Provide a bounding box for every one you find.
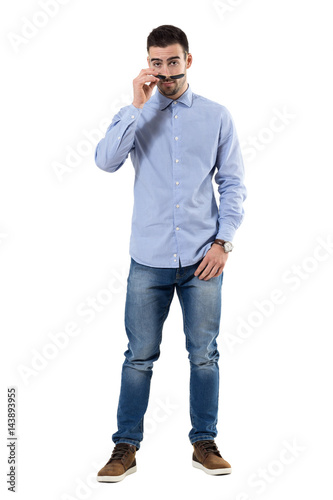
[147,25,192,98]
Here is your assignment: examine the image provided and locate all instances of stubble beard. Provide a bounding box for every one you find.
[158,76,186,97]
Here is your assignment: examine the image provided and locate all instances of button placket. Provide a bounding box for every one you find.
[172,102,181,264]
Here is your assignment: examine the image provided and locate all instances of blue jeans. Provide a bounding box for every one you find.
[112,256,223,449]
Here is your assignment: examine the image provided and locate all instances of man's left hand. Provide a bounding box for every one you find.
[194,244,229,280]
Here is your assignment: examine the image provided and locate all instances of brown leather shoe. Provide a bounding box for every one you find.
[97,443,137,482]
[192,440,232,475]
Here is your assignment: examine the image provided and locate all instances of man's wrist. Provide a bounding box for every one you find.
[212,239,234,252]
[132,101,144,109]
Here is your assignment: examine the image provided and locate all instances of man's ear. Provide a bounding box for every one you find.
[186,53,193,70]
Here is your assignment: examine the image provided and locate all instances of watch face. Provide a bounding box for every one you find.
[224,242,233,252]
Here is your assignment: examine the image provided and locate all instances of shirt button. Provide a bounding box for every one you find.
[176,227,180,230]
[175,137,178,141]
[175,115,178,119]
[174,253,177,257]
[131,115,135,119]
[175,181,179,185]
[176,204,179,208]
[174,259,177,262]
[175,159,179,163]
[173,101,177,104]
[117,136,121,140]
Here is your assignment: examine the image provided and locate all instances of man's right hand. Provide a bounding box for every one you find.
[132,68,160,109]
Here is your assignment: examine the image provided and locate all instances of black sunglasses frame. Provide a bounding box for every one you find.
[155,73,185,80]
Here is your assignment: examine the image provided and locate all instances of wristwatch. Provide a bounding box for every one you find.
[212,239,234,252]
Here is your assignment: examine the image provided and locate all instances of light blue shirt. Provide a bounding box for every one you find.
[95,84,247,268]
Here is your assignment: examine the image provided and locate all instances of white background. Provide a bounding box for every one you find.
[1,0,332,499]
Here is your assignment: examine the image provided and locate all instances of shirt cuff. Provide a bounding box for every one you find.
[125,103,143,120]
[215,223,236,242]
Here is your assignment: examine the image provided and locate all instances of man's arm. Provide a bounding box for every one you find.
[213,106,247,241]
[94,104,142,173]
[194,106,246,280]
[94,68,159,173]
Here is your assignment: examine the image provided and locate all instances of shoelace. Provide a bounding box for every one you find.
[197,440,222,457]
[107,444,133,463]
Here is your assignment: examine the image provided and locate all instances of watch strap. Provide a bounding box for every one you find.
[212,239,226,247]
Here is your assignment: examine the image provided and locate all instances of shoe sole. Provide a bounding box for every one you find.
[192,460,232,475]
[97,465,137,482]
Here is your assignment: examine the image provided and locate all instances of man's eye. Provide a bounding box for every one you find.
[170,61,179,65]
[153,63,161,67]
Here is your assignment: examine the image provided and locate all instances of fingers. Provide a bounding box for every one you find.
[194,259,206,277]
[197,264,221,280]
[202,265,221,280]
[143,76,159,84]
[134,74,159,87]
[149,80,158,89]
[132,68,160,108]
[141,67,159,75]
[134,75,158,83]
[136,68,159,82]
[194,256,224,280]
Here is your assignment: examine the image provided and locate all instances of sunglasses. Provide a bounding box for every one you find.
[155,73,185,80]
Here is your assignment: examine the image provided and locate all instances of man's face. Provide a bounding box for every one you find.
[147,43,191,98]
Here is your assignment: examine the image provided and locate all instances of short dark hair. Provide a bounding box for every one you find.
[147,25,189,56]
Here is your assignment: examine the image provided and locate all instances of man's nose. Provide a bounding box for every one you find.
[161,64,171,76]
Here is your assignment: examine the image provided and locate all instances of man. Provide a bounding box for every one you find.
[95,25,247,482]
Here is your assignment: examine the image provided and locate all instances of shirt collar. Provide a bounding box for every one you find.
[152,83,193,110]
